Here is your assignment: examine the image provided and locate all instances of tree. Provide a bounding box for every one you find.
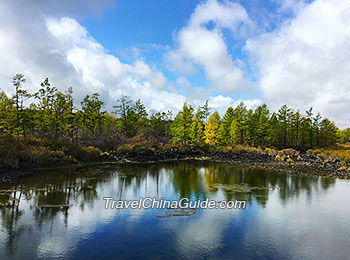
[233,102,247,144]
[113,95,137,137]
[245,109,256,146]
[34,78,57,137]
[339,128,350,143]
[190,116,204,144]
[255,104,270,146]
[196,100,211,125]
[218,107,234,145]
[12,74,30,138]
[319,119,338,147]
[81,93,105,134]
[134,99,148,134]
[51,90,76,140]
[268,112,279,146]
[170,103,194,145]
[230,118,240,145]
[313,112,322,147]
[306,107,314,146]
[0,91,15,136]
[204,112,220,145]
[277,105,292,147]
[150,112,172,141]
[291,111,302,147]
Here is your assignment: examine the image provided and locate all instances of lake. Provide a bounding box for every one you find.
[0,161,349,260]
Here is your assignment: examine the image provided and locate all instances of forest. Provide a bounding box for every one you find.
[1,74,350,167]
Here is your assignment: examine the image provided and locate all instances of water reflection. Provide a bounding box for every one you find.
[0,162,348,260]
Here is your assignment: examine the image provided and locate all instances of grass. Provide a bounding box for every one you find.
[309,144,350,164]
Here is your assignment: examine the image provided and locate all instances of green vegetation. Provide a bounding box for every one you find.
[308,144,350,164]
[0,74,348,170]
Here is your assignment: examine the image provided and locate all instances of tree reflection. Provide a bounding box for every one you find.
[0,162,337,257]
[0,186,32,257]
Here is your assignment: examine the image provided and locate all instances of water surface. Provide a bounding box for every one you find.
[0,162,349,260]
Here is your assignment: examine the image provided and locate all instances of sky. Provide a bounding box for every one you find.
[0,0,349,128]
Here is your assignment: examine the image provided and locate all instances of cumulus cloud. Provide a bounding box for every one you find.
[3,0,348,128]
[0,0,183,113]
[246,0,350,128]
[165,0,254,93]
[208,95,262,115]
[0,0,259,116]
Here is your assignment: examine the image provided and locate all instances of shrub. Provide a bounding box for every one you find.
[275,154,285,161]
[286,157,294,163]
[264,147,277,156]
[78,146,101,161]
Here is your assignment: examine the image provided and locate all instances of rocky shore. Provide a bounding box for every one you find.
[0,147,349,183]
[111,148,350,179]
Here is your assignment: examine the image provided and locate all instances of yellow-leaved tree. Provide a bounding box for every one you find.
[204,112,220,145]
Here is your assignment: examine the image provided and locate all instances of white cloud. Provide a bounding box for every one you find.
[246,0,350,128]
[0,0,260,117]
[0,2,183,113]
[176,76,192,90]
[165,0,254,93]
[208,95,262,115]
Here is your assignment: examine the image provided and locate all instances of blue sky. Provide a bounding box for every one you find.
[0,0,350,128]
[78,0,279,95]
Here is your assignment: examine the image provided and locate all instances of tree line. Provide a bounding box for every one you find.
[0,74,348,150]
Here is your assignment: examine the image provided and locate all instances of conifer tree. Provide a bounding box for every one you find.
[190,116,204,144]
[12,74,30,138]
[0,91,15,136]
[229,118,240,145]
[218,107,234,145]
[233,102,247,144]
[170,103,194,145]
[255,104,270,146]
[277,105,292,147]
[306,107,314,146]
[204,112,220,145]
[34,78,57,137]
[81,93,105,134]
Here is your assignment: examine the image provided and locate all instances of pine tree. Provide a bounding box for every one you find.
[34,78,57,137]
[113,95,134,136]
[12,74,30,138]
[204,112,220,145]
[196,100,211,125]
[313,112,322,147]
[190,116,204,144]
[291,111,302,147]
[277,105,292,147]
[0,91,15,136]
[233,102,247,144]
[255,104,270,146]
[319,118,338,147]
[218,107,234,145]
[306,107,314,146]
[170,103,194,145]
[268,112,279,147]
[339,128,350,143]
[229,118,240,145]
[81,93,105,134]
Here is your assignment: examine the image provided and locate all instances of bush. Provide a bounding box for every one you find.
[79,146,101,161]
[308,145,350,164]
[264,147,277,156]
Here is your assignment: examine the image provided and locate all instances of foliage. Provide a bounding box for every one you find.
[0,73,345,170]
[204,112,220,145]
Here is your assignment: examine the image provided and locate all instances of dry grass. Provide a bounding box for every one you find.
[309,144,350,164]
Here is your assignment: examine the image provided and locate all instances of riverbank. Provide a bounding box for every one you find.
[1,143,349,183]
[111,146,350,178]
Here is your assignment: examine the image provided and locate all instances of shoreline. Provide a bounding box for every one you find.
[1,148,349,183]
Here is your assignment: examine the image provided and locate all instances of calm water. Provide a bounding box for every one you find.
[0,162,349,260]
